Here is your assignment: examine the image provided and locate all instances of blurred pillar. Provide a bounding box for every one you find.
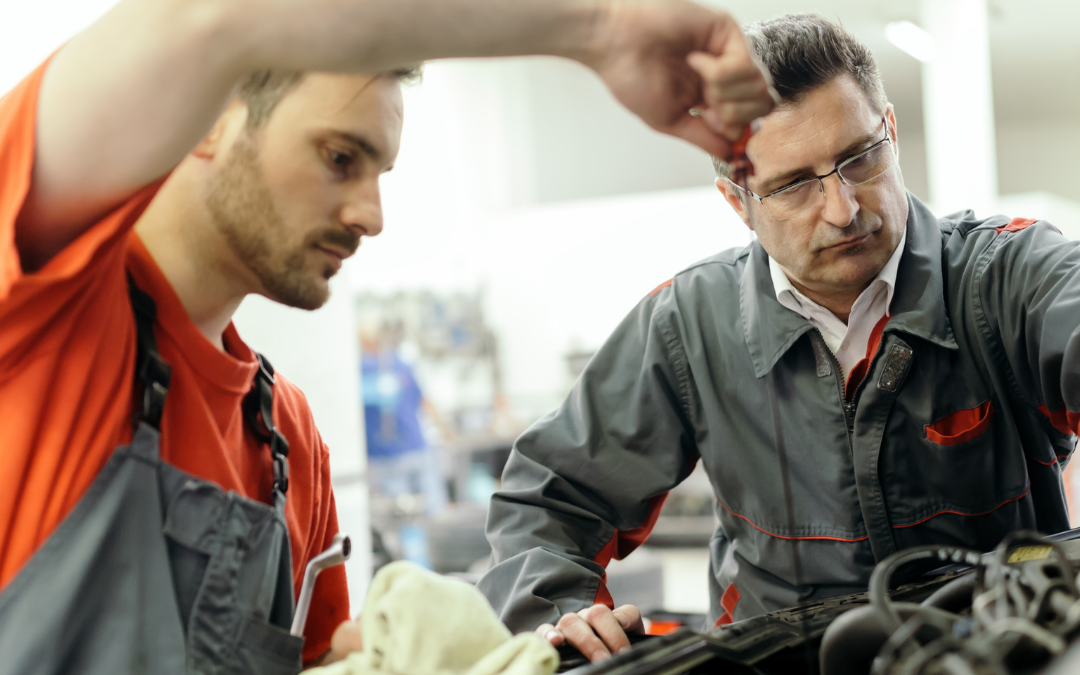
[233,276,372,610]
[919,0,999,215]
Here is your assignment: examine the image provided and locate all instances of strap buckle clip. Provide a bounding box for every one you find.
[273,454,290,494]
[244,352,290,496]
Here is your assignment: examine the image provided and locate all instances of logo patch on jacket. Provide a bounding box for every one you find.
[996,217,1036,234]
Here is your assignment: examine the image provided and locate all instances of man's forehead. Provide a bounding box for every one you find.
[292,73,403,119]
[748,76,882,188]
[273,72,404,162]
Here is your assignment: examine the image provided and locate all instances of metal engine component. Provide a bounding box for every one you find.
[856,532,1080,675]
[557,529,1080,675]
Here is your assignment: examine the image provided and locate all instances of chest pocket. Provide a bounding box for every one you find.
[925,401,994,446]
[877,344,1032,546]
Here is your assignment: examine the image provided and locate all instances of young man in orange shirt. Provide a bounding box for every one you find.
[0,0,775,672]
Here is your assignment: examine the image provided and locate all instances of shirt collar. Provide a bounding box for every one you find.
[740,192,956,378]
[767,227,908,317]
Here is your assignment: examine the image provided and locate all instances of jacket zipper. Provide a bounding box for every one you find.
[813,329,855,434]
[813,327,890,434]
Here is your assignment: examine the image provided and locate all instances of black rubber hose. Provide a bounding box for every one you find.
[869,546,982,635]
[820,603,963,675]
[921,575,977,614]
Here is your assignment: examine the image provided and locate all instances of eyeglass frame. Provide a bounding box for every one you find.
[727,117,894,220]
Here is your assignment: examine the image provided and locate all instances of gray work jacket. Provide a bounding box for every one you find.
[477,194,1080,632]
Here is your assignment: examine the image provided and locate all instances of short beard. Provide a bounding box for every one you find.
[205,131,332,310]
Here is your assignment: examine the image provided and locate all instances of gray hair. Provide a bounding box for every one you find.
[711,14,888,178]
[235,65,423,129]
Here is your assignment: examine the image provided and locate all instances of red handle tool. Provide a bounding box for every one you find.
[731,125,756,227]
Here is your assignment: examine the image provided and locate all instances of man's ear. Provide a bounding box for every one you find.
[191,100,249,160]
[715,177,754,231]
[885,103,899,158]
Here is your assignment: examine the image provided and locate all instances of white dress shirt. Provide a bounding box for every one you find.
[768,229,906,380]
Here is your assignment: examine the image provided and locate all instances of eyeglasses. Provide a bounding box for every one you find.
[729,118,895,221]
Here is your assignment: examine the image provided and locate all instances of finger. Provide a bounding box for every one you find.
[661,115,734,159]
[699,110,747,143]
[327,619,363,663]
[696,19,775,96]
[687,51,765,91]
[688,58,775,109]
[581,604,633,655]
[697,13,754,63]
[557,612,612,663]
[535,623,564,646]
[699,74,777,111]
[705,99,774,131]
[613,605,645,634]
[687,52,777,114]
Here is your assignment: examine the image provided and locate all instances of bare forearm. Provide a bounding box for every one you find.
[18,0,774,268]
[19,0,610,267]
[232,0,609,73]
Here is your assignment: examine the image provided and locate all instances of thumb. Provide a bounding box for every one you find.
[327,619,363,661]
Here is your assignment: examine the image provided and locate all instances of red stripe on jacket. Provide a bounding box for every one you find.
[716,500,868,542]
[844,313,891,401]
[713,584,741,627]
[649,279,673,297]
[891,485,1032,529]
[592,493,669,607]
[1038,404,1080,436]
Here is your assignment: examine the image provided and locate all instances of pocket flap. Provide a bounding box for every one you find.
[926,400,993,446]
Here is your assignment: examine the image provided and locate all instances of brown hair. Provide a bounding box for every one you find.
[711,14,887,178]
[234,65,423,129]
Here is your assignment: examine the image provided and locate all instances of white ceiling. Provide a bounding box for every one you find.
[712,0,1080,128]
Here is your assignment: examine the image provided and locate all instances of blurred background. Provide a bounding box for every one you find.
[6,0,1080,624]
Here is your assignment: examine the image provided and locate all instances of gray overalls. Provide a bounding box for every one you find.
[0,280,305,674]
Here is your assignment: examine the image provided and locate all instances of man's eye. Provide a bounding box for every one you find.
[326,149,354,171]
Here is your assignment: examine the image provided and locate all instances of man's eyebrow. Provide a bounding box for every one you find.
[835,129,880,161]
[757,129,882,194]
[334,131,384,164]
[758,167,811,194]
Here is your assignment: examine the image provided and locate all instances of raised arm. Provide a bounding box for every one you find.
[15,0,773,269]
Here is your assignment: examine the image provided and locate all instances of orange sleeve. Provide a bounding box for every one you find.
[0,59,163,588]
[0,63,44,300]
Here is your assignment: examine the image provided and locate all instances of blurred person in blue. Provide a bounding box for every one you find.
[361,321,448,516]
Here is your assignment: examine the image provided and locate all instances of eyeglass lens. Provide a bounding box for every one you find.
[762,139,894,220]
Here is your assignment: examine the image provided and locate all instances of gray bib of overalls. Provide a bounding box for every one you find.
[0,280,305,674]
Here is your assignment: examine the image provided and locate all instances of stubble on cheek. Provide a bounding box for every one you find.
[205,134,332,310]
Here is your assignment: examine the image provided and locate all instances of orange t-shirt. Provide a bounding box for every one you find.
[0,61,348,662]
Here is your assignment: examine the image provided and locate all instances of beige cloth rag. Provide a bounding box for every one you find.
[305,561,559,675]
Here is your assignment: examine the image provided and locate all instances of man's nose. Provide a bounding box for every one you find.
[820,173,859,228]
[339,180,384,237]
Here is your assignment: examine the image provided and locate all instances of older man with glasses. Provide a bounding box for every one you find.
[477,13,1080,665]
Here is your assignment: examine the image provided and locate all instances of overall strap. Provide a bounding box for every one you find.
[128,276,172,429]
[243,354,291,497]
[127,275,288,499]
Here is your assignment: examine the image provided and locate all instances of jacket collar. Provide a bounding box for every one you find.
[740,192,957,378]
[886,194,958,352]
